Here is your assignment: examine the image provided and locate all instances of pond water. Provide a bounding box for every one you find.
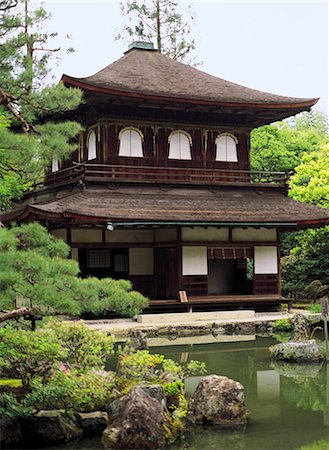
[16,333,329,450]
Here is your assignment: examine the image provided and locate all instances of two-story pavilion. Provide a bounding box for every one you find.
[2,42,329,312]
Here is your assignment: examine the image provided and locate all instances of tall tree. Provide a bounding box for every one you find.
[116,0,198,63]
[0,0,82,209]
[281,143,329,300]
[250,111,328,173]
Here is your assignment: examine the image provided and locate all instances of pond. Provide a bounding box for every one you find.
[16,333,329,450]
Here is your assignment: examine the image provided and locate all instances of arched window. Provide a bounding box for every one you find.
[51,159,59,172]
[87,130,97,160]
[215,133,238,162]
[168,130,192,160]
[118,127,144,157]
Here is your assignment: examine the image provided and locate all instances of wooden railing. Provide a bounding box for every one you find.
[44,163,288,188]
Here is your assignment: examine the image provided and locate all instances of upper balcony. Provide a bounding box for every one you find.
[43,162,288,190]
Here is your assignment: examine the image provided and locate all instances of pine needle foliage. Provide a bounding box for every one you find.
[0,223,149,318]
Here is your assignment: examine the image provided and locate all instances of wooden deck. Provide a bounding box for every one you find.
[147,294,282,314]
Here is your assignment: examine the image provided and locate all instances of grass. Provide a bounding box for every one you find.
[0,379,22,388]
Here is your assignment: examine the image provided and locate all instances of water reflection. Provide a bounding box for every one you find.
[153,336,329,450]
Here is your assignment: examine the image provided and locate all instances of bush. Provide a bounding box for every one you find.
[24,369,115,413]
[0,327,66,389]
[308,303,321,313]
[0,392,31,419]
[44,320,114,371]
[273,318,293,332]
[116,348,206,391]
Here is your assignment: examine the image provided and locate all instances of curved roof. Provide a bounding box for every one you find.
[62,47,318,110]
[2,186,329,228]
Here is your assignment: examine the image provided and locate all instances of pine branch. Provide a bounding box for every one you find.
[0,307,33,323]
[0,85,37,133]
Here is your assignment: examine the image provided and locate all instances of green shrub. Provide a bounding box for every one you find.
[273,318,293,332]
[24,369,115,413]
[0,327,66,389]
[308,303,321,313]
[0,392,31,419]
[44,320,114,371]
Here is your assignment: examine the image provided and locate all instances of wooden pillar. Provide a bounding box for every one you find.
[177,227,183,291]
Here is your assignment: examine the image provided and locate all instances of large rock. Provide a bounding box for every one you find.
[270,340,324,363]
[102,386,167,449]
[76,411,109,434]
[0,417,22,446]
[189,375,247,428]
[21,410,82,443]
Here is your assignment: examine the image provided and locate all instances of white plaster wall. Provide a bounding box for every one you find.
[129,248,154,275]
[232,228,276,242]
[254,246,278,274]
[106,230,153,243]
[154,228,177,242]
[71,248,79,262]
[71,229,102,243]
[182,247,208,276]
[50,229,67,241]
[182,227,229,241]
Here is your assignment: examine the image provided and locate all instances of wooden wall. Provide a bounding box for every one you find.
[72,121,250,171]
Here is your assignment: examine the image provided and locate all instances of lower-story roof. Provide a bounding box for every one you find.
[2,185,329,228]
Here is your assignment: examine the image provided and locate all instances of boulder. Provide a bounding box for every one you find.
[102,386,167,449]
[270,340,324,363]
[189,375,247,428]
[128,329,148,350]
[0,417,22,446]
[139,383,167,408]
[76,411,109,434]
[21,410,82,443]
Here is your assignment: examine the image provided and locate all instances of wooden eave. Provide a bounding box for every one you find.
[62,75,318,112]
[2,185,329,230]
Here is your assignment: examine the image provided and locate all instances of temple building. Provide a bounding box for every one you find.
[2,41,329,312]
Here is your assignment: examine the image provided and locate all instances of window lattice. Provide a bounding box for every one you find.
[87,249,111,268]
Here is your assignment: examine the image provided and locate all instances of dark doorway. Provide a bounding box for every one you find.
[78,248,129,280]
[208,258,253,295]
[155,247,178,299]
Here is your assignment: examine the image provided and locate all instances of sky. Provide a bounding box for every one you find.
[41,0,328,115]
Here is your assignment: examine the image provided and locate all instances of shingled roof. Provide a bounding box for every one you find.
[2,186,329,228]
[62,46,318,110]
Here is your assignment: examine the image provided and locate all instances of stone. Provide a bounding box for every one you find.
[189,375,247,428]
[21,410,82,443]
[0,417,22,446]
[270,340,324,363]
[102,386,167,449]
[291,313,310,341]
[76,411,109,434]
[139,383,167,408]
[128,329,148,350]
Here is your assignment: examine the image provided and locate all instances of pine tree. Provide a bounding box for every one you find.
[116,0,198,64]
[0,0,82,209]
[0,223,148,327]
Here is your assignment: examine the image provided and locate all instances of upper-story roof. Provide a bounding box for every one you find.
[62,44,318,116]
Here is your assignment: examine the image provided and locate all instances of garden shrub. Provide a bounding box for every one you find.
[0,326,66,389]
[44,320,114,371]
[273,318,294,332]
[24,369,115,413]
